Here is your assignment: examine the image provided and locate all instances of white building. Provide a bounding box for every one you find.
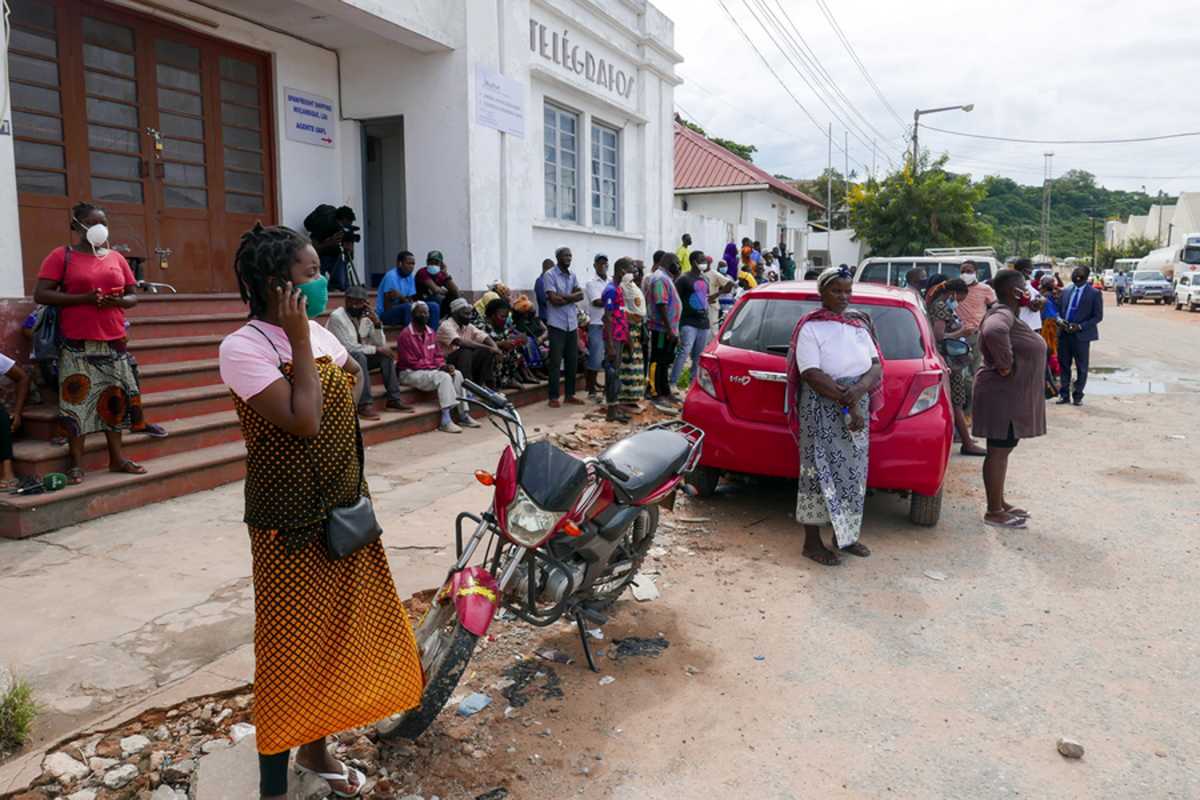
[1108,194,1200,249]
[0,0,681,301]
[671,121,822,264]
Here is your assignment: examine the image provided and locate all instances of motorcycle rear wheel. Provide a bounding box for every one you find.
[586,505,659,610]
[383,595,478,740]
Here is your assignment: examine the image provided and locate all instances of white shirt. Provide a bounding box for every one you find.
[793,320,875,380]
[325,306,385,355]
[702,268,733,327]
[1019,280,1042,329]
[0,352,13,377]
[582,277,607,326]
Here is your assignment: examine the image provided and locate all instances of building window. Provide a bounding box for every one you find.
[591,123,619,228]
[543,102,578,222]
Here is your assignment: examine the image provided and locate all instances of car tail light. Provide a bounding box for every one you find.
[901,371,943,418]
[696,354,723,400]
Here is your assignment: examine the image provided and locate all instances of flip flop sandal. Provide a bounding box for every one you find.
[983,513,1026,529]
[66,467,85,485]
[1004,506,1031,518]
[110,459,147,475]
[294,762,365,798]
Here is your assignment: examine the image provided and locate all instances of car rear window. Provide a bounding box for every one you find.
[859,263,890,285]
[720,297,925,360]
[860,259,993,285]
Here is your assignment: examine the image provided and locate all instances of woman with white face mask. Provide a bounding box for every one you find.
[32,201,148,484]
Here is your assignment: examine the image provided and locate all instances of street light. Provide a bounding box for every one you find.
[912,103,974,175]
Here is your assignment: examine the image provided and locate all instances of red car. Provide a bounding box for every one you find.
[682,281,954,525]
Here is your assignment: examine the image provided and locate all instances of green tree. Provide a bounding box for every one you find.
[848,154,992,255]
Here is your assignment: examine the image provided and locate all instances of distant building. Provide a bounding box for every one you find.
[1108,193,1200,248]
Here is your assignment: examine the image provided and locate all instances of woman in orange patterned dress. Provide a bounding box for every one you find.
[218,224,423,799]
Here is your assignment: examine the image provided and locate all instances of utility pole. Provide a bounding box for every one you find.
[826,122,833,232]
[871,139,877,182]
[1156,189,1165,245]
[1086,208,1099,267]
[844,130,849,230]
[1040,152,1054,257]
[911,110,919,175]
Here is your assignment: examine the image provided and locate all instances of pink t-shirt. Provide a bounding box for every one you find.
[218,320,348,401]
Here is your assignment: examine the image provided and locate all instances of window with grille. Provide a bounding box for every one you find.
[591,123,619,228]
[219,56,267,214]
[543,102,578,222]
[8,0,67,196]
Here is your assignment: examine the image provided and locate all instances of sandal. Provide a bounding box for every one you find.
[840,542,871,557]
[67,467,85,485]
[983,512,1026,529]
[294,761,365,798]
[109,459,147,475]
[0,478,18,491]
[1003,505,1031,518]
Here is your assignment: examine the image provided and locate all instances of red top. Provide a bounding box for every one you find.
[37,246,136,342]
[395,323,444,371]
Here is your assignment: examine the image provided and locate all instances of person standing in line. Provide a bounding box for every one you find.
[721,242,739,275]
[646,252,683,410]
[642,251,665,399]
[1038,276,1063,398]
[1013,257,1046,333]
[785,266,882,567]
[904,267,928,303]
[1113,269,1129,306]
[534,258,554,323]
[971,268,1046,530]
[600,259,632,423]
[701,254,735,328]
[777,244,797,281]
[675,233,692,268]
[583,255,610,402]
[395,301,479,434]
[543,247,585,408]
[926,279,987,456]
[671,251,712,388]
[217,224,423,800]
[1056,265,1104,406]
[955,260,995,409]
[616,257,647,413]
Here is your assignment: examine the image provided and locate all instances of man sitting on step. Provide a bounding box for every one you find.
[325,286,415,420]
[395,301,480,434]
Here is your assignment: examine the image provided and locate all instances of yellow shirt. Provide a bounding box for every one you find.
[676,245,691,267]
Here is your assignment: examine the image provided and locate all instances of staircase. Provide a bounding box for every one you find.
[1,294,544,539]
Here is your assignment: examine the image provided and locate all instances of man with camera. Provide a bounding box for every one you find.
[303,204,360,291]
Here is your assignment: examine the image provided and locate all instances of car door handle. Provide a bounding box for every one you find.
[748,370,788,382]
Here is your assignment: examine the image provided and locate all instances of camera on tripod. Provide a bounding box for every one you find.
[304,203,360,246]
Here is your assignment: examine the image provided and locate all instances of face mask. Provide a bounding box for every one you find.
[75,218,110,255]
[426,265,441,276]
[347,305,365,317]
[1017,290,1031,307]
[961,273,977,285]
[296,274,329,319]
[621,272,634,285]
[1072,276,1086,286]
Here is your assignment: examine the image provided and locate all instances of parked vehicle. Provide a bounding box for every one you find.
[1102,269,1116,289]
[681,281,953,526]
[1138,235,1200,281]
[856,249,998,288]
[384,380,703,739]
[1128,269,1175,304]
[1174,270,1200,311]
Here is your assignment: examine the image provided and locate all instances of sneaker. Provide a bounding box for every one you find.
[564,396,586,406]
[438,421,463,434]
[141,423,169,439]
[458,414,481,428]
[358,405,381,420]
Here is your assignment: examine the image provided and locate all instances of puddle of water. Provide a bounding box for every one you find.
[1082,365,1191,396]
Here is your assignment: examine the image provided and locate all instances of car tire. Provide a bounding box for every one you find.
[686,465,722,497]
[1155,298,1162,305]
[909,488,943,527]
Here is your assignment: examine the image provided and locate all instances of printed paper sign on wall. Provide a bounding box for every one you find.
[475,64,525,138]
[284,87,336,148]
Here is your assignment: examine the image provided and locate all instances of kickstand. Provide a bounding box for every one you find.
[574,609,599,673]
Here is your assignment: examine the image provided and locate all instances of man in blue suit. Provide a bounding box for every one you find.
[1056,265,1104,406]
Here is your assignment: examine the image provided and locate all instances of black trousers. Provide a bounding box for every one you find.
[259,750,290,796]
[1057,333,1091,400]
[0,406,13,462]
[649,329,677,398]
[546,326,578,400]
[447,347,496,389]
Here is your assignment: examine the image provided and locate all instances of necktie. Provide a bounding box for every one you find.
[1067,286,1084,323]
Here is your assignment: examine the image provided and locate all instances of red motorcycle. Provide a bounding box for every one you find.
[386,379,703,738]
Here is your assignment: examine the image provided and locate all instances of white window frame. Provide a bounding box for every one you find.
[590,120,620,229]
[543,101,580,223]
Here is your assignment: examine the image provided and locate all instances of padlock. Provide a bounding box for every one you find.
[159,258,169,270]
[155,139,164,153]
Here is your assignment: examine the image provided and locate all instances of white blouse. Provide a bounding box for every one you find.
[793,320,875,380]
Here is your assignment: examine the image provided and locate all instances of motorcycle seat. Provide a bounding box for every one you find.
[599,429,691,502]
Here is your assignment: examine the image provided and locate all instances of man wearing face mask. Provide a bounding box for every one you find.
[956,260,996,405]
[325,286,414,419]
[1013,257,1045,332]
[701,254,734,329]
[1055,266,1104,406]
[415,250,461,318]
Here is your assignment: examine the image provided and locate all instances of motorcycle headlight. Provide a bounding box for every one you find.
[505,487,561,547]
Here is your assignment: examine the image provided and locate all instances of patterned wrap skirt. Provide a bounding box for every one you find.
[57,339,144,437]
[618,323,646,403]
[795,376,871,548]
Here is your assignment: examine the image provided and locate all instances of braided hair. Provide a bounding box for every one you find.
[70,200,102,232]
[233,222,312,319]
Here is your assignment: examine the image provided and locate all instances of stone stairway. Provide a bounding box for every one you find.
[1,293,544,539]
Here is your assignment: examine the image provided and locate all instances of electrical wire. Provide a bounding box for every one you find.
[812,0,907,131]
[922,125,1200,145]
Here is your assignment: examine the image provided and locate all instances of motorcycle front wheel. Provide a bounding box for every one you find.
[383,593,478,740]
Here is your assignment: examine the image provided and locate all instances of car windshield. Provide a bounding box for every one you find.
[860,260,991,287]
[1134,271,1165,281]
[721,297,925,360]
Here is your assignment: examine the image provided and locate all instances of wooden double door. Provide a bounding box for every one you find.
[8,0,276,293]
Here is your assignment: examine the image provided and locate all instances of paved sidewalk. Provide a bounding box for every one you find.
[0,400,584,764]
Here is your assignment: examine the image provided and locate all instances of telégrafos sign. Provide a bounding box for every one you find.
[529,20,636,101]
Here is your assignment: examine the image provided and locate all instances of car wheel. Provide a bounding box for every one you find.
[1155,298,1162,305]
[909,488,943,527]
[685,465,722,498]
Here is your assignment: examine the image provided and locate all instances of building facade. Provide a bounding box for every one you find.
[0,0,681,299]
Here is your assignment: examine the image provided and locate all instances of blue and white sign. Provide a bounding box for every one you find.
[284,87,335,148]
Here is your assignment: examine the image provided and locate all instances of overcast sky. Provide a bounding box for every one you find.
[656,0,1200,196]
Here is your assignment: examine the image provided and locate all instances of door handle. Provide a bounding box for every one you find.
[748,370,787,382]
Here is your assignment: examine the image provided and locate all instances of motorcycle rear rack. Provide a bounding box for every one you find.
[645,418,706,476]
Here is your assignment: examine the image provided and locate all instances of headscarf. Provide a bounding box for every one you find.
[623,275,647,318]
[722,242,739,272]
[473,290,500,318]
[738,270,758,289]
[785,264,883,442]
[511,293,534,314]
[923,273,948,302]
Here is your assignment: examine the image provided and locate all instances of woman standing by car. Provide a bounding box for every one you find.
[926,279,986,456]
[785,266,882,566]
[218,224,423,799]
[33,202,147,484]
[972,268,1046,530]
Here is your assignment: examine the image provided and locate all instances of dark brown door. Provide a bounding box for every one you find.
[7,0,276,294]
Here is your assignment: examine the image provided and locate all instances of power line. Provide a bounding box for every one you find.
[922,125,1200,145]
[811,0,907,131]
[712,0,870,174]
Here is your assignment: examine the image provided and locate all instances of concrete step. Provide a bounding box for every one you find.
[127,292,356,318]
[135,358,222,394]
[128,333,226,365]
[128,312,248,339]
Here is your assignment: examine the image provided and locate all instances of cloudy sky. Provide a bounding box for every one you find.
[655,0,1200,194]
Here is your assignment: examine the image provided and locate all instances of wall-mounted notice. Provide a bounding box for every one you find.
[284,87,336,148]
[475,64,525,138]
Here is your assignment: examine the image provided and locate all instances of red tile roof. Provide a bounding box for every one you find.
[673,121,824,210]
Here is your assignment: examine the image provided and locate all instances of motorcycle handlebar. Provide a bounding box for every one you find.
[461,378,510,410]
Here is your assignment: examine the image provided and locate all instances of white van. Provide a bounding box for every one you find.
[855,253,1000,288]
[1173,268,1200,311]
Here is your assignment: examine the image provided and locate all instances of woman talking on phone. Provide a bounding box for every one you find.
[33,201,147,484]
[218,224,423,799]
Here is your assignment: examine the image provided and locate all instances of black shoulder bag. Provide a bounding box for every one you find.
[246,324,382,559]
[32,247,71,361]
